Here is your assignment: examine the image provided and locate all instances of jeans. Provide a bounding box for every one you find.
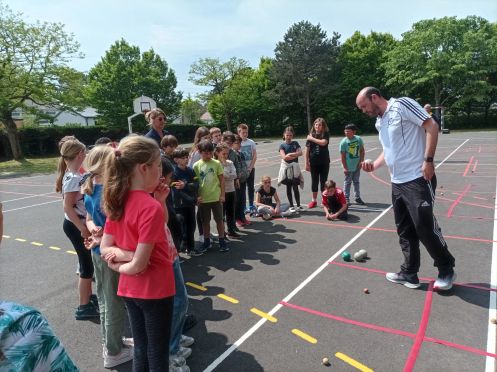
[169,258,188,355]
[344,169,361,200]
[124,296,174,372]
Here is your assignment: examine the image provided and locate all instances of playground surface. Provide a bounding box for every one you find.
[1,131,496,371]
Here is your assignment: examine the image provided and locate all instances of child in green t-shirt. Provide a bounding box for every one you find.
[193,140,227,252]
[339,123,366,205]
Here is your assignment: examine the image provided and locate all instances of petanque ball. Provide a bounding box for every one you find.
[341,251,352,261]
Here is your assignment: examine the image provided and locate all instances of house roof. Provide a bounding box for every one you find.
[200,111,213,121]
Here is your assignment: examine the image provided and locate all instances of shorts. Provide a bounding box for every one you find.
[198,202,223,225]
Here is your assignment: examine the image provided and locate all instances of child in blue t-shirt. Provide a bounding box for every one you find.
[278,126,303,211]
[339,123,365,205]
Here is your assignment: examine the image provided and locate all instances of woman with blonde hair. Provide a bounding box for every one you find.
[144,108,168,146]
[55,138,99,320]
[305,117,330,208]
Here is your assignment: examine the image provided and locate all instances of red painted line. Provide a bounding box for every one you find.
[280,301,497,359]
[472,160,478,172]
[447,184,472,218]
[368,172,391,186]
[282,218,497,244]
[438,196,494,210]
[404,281,434,372]
[328,262,497,293]
[435,212,495,221]
[462,156,474,177]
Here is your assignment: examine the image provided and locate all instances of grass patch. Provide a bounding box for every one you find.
[0,156,59,178]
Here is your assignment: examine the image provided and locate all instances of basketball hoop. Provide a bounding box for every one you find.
[128,96,157,134]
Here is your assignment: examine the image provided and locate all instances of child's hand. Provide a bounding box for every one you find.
[197,196,203,204]
[103,252,117,263]
[81,226,91,239]
[235,179,240,189]
[154,178,170,201]
[173,180,185,190]
[84,236,98,250]
[107,260,123,272]
[92,226,103,237]
[306,134,314,141]
[219,195,225,203]
[305,163,310,172]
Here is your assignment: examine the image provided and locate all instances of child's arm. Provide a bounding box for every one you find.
[331,203,348,220]
[63,192,90,238]
[249,144,257,172]
[85,214,103,237]
[100,233,134,262]
[218,174,225,203]
[341,152,348,174]
[359,144,365,171]
[306,135,328,146]
[273,192,281,214]
[108,242,153,275]
[280,149,294,162]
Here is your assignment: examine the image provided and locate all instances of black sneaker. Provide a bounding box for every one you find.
[219,239,229,252]
[434,272,456,291]
[355,197,365,205]
[227,231,241,238]
[90,294,99,310]
[75,303,99,320]
[189,249,205,257]
[385,272,421,289]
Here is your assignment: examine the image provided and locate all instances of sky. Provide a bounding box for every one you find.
[5,0,497,98]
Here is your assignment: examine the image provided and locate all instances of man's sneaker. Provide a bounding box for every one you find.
[355,197,366,205]
[174,346,192,359]
[75,302,99,320]
[170,354,186,367]
[219,239,229,252]
[104,346,133,368]
[434,272,456,291]
[385,272,421,289]
[307,200,317,209]
[180,335,195,347]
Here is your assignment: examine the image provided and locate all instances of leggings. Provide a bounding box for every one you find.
[124,296,174,372]
[286,183,300,207]
[63,219,93,279]
[310,162,329,193]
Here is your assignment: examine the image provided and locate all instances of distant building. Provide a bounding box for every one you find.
[200,111,214,125]
[11,103,98,127]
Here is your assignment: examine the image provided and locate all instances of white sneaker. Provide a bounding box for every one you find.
[180,334,195,347]
[199,235,204,243]
[174,346,192,359]
[170,355,186,367]
[169,364,190,372]
[122,337,134,347]
[434,272,456,291]
[103,346,133,368]
[296,205,304,211]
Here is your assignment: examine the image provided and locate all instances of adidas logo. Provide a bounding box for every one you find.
[420,201,430,207]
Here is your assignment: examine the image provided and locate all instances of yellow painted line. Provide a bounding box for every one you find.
[66,250,77,255]
[49,246,61,251]
[185,282,208,292]
[31,242,43,246]
[217,294,239,304]
[291,329,317,344]
[250,308,277,323]
[2,235,10,238]
[15,238,27,242]
[335,352,374,372]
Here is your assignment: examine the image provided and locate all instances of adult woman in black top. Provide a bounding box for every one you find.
[305,117,330,208]
[144,108,168,146]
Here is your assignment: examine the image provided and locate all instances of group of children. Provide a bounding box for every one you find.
[55,111,366,371]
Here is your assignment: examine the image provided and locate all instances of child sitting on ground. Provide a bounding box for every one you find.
[322,180,348,221]
[255,176,292,219]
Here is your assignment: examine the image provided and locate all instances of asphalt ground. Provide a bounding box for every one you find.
[1,131,496,372]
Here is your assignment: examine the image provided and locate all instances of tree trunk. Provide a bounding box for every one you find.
[3,115,23,160]
[225,110,232,132]
[305,88,312,132]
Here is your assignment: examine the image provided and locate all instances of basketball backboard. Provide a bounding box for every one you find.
[133,96,156,114]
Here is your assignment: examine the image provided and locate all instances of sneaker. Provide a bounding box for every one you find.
[169,364,190,372]
[174,346,192,359]
[227,231,241,238]
[170,354,186,367]
[211,232,219,238]
[104,346,133,368]
[355,197,366,205]
[189,249,205,257]
[289,207,297,213]
[90,294,99,310]
[198,235,204,243]
[122,337,134,347]
[201,238,211,251]
[180,335,195,347]
[307,200,317,209]
[219,239,230,252]
[296,205,304,211]
[75,302,99,320]
[244,207,251,214]
[250,205,257,213]
[262,212,272,221]
[434,272,456,291]
[233,225,241,232]
[385,272,421,289]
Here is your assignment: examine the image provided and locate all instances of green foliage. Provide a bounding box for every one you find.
[86,39,182,129]
[271,21,341,130]
[180,95,205,124]
[0,2,84,159]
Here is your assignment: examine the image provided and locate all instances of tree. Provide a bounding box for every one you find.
[180,95,204,124]
[383,16,497,111]
[189,57,249,130]
[0,3,83,159]
[271,21,341,131]
[86,39,181,129]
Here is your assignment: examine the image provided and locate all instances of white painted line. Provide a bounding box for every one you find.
[2,191,58,203]
[3,200,60,213]
[204,137,464,372]
[436,139,470,168]
[485,173,497,372]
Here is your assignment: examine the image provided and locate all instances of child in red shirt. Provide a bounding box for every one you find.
[100,136,175,371]
[322,179,348,221]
